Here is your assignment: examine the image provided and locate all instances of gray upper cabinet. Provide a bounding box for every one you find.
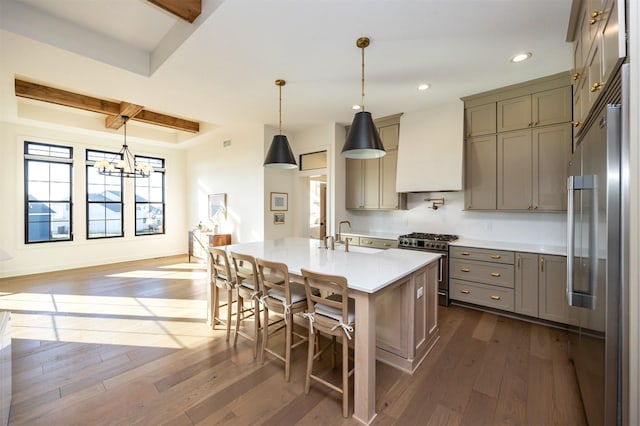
[465,102,496,137]
[462,72,572,212]
[497,87,572,132]
[346,117,406,210]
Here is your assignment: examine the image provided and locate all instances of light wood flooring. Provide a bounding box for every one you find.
[1,255,587,425]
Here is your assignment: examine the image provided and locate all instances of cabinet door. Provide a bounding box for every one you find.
[538,255,568,323]
[515,253,539,317]
[379,123,399,149]
[532,87,573,127]
[533,124,572,211]
[345,158,363,209]
[601,0,625,86]
[497,95,531,132]
[497,129,532,210]
[380,149,398,209]
[465,103,496,137]
[465,135,497,210]
[363,158,380,209]
[587,33,603,110]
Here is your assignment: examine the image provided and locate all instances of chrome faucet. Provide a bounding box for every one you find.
[337,220,352,243]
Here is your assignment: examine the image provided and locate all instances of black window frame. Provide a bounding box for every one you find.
[134,156,166,236]
[24,141,73,244]
[86,149,125,239]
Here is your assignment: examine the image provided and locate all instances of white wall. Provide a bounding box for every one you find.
[185,125,265,243]
[0,121,187,278]
[345,191,566,246]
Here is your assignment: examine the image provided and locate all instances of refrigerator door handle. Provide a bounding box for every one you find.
[567,176,575,304]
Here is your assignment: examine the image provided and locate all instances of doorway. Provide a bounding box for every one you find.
[309,176,326,240]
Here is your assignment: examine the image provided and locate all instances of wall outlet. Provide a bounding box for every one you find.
[416,286,423,299]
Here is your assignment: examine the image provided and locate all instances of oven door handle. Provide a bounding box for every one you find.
[438,256,443,282]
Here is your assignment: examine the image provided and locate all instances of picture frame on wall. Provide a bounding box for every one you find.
[270,192,288,211]
[208,193,227,222]
[273,213,285,224]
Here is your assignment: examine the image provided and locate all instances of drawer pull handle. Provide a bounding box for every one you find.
[490,295,501,300]
[383,243,392,247]
[461,252,470,256]
[365,241,373,245]
[490,272,501,277]
[490,255,501,259]
[460,268,470,272]
[460,289,470,294]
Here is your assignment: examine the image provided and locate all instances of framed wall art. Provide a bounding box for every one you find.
[270,192,288,211]
[273,213,285,224]
[208,193,227,222]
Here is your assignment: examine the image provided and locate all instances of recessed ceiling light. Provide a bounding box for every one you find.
[418,83,431,91]
[511,52,532,63]
[352,104,361,110]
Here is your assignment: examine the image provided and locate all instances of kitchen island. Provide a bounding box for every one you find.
[223,238,440,425]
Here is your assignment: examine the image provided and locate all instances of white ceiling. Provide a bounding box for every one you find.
[0,0,574,145]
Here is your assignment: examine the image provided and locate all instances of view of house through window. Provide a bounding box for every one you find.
[135,156,165,236]
[86,150,124,239]
[24,142,73,243]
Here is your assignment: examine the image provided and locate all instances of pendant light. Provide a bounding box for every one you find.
[264,79,297,169]
[342,37,386,159]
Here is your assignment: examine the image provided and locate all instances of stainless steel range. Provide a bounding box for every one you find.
[398,232,458,306]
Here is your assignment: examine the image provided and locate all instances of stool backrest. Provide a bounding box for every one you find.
[256,258,290,303]
[230,251,260,292]
[300,268,349,324]
[209,247,233,287]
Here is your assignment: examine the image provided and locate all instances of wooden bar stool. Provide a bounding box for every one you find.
[256,258,308,382]
[230,251,262,358]
[300,268,355,418]
[208,247,235,341]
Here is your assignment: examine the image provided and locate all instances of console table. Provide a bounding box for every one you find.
[188,231,231,262]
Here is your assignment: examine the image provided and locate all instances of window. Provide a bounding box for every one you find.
[135,156,165,235]
[86,150,124,239]
[24,142,73,243]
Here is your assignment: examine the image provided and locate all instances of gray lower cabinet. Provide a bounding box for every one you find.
[452,246,568,324]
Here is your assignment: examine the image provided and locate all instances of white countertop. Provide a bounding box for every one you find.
[450,238,566,256]
[225,237,440,294]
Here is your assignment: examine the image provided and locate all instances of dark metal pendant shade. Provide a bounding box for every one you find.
[342,111,386,159]
[264,134,297,169]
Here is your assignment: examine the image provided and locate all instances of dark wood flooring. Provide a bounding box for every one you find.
[1,255,586,425]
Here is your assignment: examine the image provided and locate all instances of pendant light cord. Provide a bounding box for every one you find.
[278,84,282,134]
[361,44,365,111]
[122,115,129,148]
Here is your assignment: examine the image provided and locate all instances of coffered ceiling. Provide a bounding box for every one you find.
[0,0,574,145]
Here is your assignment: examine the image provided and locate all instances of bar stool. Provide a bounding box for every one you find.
[300,268,355,418]
[230,251,262,358]
[256,258,308,382]
[208,247,235,341]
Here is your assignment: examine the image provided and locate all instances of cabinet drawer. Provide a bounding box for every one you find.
[450,246,515,264]
[359,237,397,249]
[450,279,515,312]
[450,258,514,288]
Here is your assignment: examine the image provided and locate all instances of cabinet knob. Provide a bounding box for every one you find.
[528,205,532,210]
[490,295,501,300]
[572,72,582,81]
[460,289,471,294]
[573,120,582,128]
[490,272,501,277]
[591,82,604,92]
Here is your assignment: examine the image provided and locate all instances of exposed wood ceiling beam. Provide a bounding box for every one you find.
[146,0,201,23]
[15,79,200,133]
[105,102,145,129]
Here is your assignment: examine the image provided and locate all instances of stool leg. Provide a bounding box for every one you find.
[260,305,269,364]
[342,334,349,418]
[234,295,243,346]
[225,289,232,341]
[211,285,220,330]
[284,312,292,382]
[304,326,314,394]
[252,297,260,358]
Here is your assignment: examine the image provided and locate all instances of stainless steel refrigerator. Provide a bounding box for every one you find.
[566,64,629,426]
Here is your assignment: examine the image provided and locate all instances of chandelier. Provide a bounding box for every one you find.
[94,115,154,178]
